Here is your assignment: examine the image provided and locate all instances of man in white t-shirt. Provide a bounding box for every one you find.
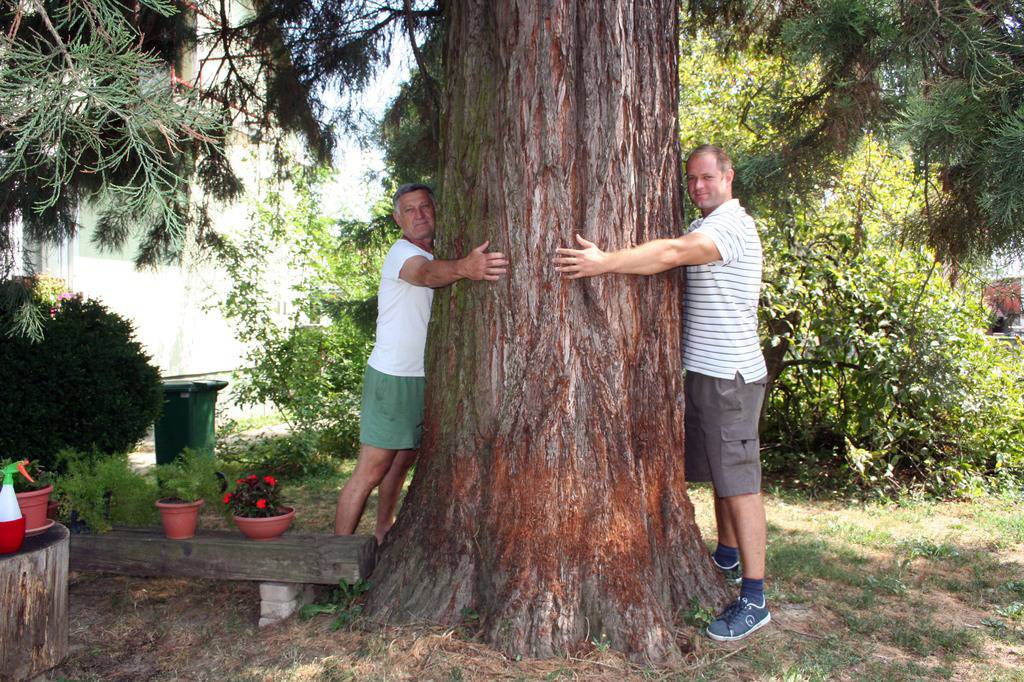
[552,145,770,642]
[334,184,508,551]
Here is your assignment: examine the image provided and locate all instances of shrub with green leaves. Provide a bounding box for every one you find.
[0,284,163,470]
[57,450,158,532]
[154,448,224,503]
[218,166,388,458]
[218,432,335,480]
[760,215,1024,495]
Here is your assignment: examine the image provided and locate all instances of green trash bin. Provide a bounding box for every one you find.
[154,379,229,465]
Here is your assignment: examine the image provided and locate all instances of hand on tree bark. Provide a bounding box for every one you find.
[553,234,609,278]
[459,241,509,281]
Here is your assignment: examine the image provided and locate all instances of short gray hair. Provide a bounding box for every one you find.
[393,183,436,213]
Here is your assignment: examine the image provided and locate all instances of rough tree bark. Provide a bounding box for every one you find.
[365,0,728,663]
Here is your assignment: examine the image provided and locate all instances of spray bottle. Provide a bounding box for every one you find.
[0,460,34,554]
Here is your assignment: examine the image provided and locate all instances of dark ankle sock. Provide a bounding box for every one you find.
[713,543,740,568]
[741,578,765,605]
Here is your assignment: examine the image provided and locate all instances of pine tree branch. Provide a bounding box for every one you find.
[402,0,439,108]
[35,5,74,70]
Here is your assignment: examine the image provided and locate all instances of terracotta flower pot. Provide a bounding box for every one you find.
[16,484,53,534]
[233,507,295,541]
[155,499,205,540]
[46,499,58,520]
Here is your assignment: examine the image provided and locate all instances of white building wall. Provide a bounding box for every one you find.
[68,253,241,378]
[21,2,292,419]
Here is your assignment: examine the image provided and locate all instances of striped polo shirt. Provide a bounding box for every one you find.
[683,198,767,382]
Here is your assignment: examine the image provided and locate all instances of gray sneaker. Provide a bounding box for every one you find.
[712,556,743,585]
[706,597,771,642]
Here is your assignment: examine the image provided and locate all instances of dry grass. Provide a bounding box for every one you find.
[49,475,1024,681]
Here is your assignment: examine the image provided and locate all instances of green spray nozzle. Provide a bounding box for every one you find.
[2,460,33,487]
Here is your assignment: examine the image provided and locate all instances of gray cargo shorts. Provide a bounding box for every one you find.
[684,371,766,498]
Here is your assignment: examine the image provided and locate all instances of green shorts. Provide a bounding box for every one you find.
[359,366,425,450]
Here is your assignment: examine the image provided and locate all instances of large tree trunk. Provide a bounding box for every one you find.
[365,0,728,663]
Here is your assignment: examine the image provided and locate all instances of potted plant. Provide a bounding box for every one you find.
[223,473,294,540]
[56,449,158,533]
[154,449,222,540]
[1,458,54,535]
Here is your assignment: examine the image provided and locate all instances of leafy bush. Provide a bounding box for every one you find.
[56,450,158,532]
[760,210,1024,495]
[0,281,163,470]
[218,432,336,480]
[231,317,370,457]
[154,448,224,503]
[218,166,388,457]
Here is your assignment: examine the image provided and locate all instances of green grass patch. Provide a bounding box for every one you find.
[1003,580,1024,596]
[833,603,890,637]
[862,570,910,597]
[767,527,868,585]
[821,519,895,547]
[217,411,286,436]
[742,635,863,681]
[783,636,864,680]
[898,538,962,563]
[859,659,948,682]
[996,601,1024,621]
[831,597,981,659]
[886,612,981,658]
[973,508,1024,545]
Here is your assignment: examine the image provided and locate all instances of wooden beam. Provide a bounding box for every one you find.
[70,528,369,585]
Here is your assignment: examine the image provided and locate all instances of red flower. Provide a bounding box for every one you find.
[223,493,233,504]
[247,474,258,482]
[256,499,267,509]
[236,479,244,484]
[263,475,277,486]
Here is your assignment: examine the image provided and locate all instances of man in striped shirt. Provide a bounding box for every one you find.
[553,144,770,642]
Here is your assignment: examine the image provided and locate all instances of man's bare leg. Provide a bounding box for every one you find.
[707,491,771,641]
[714,492,739,550]
[334,444,397,535]
[721,492,766,579]
[373,449,417,544]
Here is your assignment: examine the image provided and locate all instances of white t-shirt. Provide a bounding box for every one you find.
[367,239,435,377]
[683,199,767,382]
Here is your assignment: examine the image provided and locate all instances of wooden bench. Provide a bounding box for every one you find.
[70,529,371,626]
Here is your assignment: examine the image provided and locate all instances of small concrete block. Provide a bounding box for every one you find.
[260,581,302,603]
[258,616,278,628]
[260,599,297,620]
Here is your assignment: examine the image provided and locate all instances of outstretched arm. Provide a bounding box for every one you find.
[400,240,509,287]
[553,233,721,278]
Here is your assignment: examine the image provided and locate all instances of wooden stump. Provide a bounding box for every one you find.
[0,524,69,682]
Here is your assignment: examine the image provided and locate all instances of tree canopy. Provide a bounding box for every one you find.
[3,1,1021,272]
[685,0,1024,266]
[0,0,437,282]
[1,0,228,275]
